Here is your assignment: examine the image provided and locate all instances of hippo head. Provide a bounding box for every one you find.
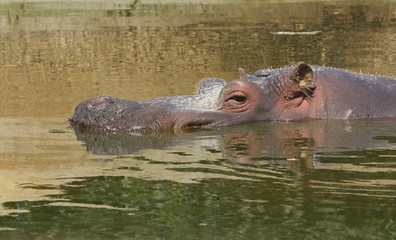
[70,63,315,133]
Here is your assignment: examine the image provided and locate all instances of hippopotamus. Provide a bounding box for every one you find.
[70,62,396,133]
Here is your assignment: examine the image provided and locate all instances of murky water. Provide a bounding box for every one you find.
[1,0,396,239]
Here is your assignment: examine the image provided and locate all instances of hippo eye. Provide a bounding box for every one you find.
[229,94,247,104]
[219,80,260,113]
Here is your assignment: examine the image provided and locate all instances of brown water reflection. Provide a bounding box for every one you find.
[2,117,396,215]
[75,119,396,163]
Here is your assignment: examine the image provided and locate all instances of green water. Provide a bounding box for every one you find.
[1,0,396,239]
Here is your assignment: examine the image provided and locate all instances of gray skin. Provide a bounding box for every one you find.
[70,62,396,133]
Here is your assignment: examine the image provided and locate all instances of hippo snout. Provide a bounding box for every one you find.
[71,96,160,132]
[71,95,219,132]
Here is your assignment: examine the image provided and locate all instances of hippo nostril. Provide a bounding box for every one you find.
[91,97,109,107]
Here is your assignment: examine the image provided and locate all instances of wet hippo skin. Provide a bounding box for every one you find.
[70,62,396,133]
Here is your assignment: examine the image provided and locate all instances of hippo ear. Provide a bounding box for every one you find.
[238,67,248,79]
[290,62,315,97]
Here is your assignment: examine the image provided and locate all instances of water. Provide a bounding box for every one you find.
[1,0,396,239]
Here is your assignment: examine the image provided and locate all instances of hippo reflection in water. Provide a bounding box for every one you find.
[70,62,396,133]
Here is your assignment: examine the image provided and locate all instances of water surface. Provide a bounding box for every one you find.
[1,0,396,239]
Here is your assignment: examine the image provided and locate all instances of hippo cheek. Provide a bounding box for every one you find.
[280,101,312,121]
[275,94,313,121]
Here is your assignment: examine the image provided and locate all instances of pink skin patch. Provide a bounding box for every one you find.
[91,97,109,107]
